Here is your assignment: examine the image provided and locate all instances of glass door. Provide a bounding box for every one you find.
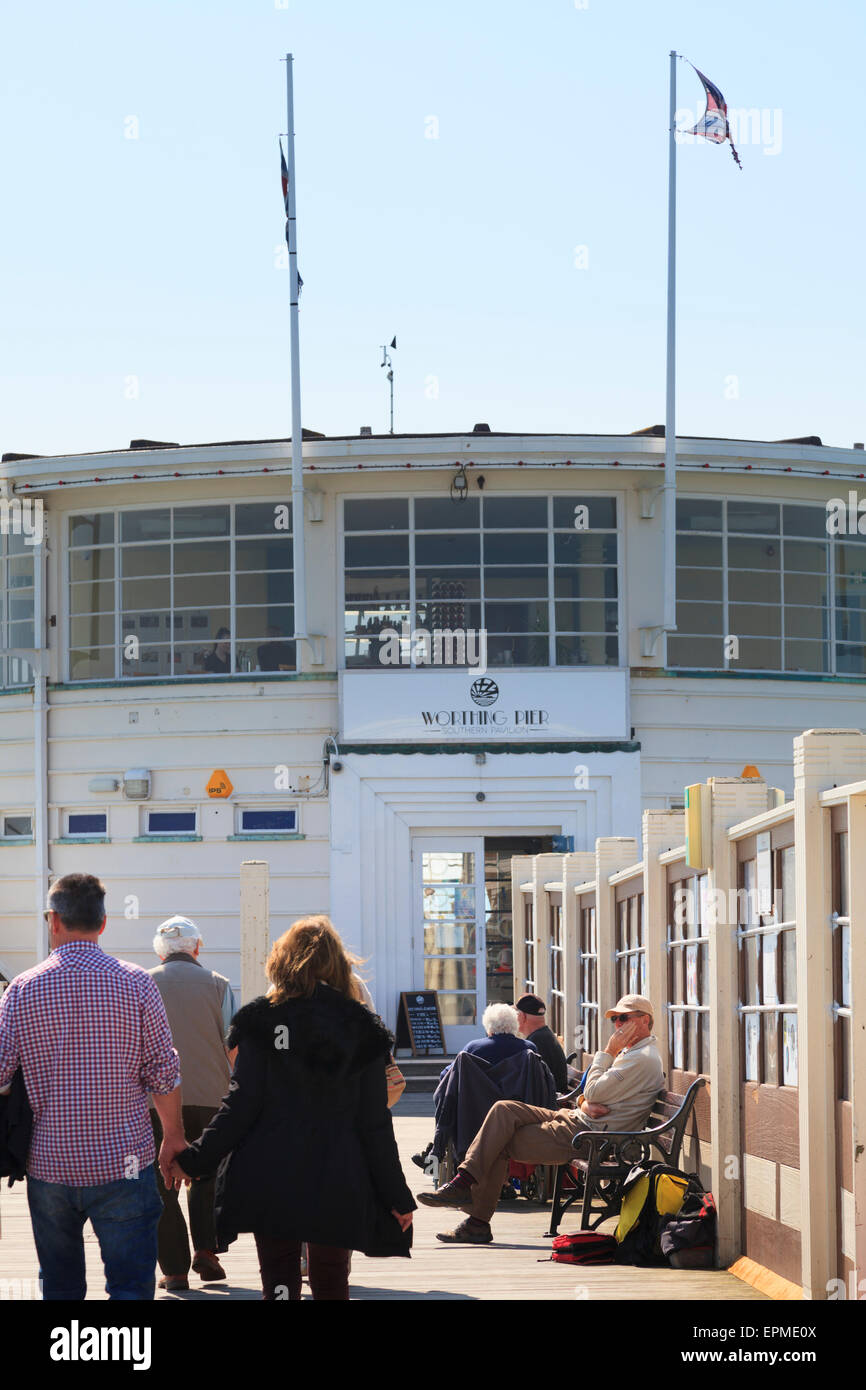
[413,838,485,1053]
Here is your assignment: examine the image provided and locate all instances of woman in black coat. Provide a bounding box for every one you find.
[168,915,415,1300]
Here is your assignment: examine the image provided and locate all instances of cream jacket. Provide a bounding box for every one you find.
[580,1034,664,1132]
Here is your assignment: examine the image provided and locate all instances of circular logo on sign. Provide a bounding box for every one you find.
[415,995,425,1003]
[470,677,499,707]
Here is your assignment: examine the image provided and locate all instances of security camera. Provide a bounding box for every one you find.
[331,760,344,773]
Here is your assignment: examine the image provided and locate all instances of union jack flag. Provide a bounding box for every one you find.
[280,141,304,292]
[684,64,742,169]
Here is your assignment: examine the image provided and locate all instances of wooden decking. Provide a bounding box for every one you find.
[0,1110,768,1301]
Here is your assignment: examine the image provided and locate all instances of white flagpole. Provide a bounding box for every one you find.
[663,49,677,633]
[285,53,307,645]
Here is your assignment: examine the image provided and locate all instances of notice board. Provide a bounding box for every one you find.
[395,990,446,1056]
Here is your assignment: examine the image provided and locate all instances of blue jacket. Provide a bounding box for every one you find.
[432,1048,556,1162]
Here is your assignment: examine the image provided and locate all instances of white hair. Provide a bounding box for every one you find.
[482,1003,520,1036]
[153,935,199,960]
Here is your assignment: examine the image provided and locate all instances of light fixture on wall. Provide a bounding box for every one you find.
[450,464,469,504]
[123,769,151,800]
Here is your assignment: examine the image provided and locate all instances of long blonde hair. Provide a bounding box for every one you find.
[266,915,365,1003]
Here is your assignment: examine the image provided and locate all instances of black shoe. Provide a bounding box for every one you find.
[416,1176,475,1210]
[411,1143,433,1170]
[436,1218,492,1245]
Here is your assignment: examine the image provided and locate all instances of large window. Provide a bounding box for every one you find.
[738,839,798,1085]
[671,498,866,676]
[66,504,294,681]
[615,886,646,999]
[343,495,620,669]
[0,529,36,688]
[667,868,710,1074]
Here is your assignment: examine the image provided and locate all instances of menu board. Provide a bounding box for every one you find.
[395,991,446,1056]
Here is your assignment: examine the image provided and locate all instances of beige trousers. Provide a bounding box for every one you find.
[459,1099,590,1223]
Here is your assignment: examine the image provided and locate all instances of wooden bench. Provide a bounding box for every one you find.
[546,1077,707,1237]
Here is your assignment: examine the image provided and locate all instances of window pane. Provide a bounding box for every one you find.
[124,644,173,677]
[485,568,548,599]
[783,504,828,539]
[488,635,550,666]
[236,605,293,639]
[554,534,617,565]
[69,549,115,582]
[70,581,114,614]
[415,533,481,566]
[415,568,482,600]
[736,638,782,670]
[68,649,116,680]
[149,812,196,833]
[121,510,171,542]
[68,813,107,836]
[121,544,171,578]
[236,538,293,572]
[345,570,409,602]
[728,538,780,571]
[241,809,296,831]
[483,533,548,565]
[173,541,230,575]
[729,603,782,637]
[678,566,723,601]
[763,1014,778,1085]
[344,499,407,532]
[555,600,619,633]
[780,847,796,925]
[783,540,827,573]
[782,928,797,1002]
[743,934,758,1003]
[785,605,827,640]
[677,499,722,532]
[835,645,866,675]
[554,567,618,599]
[728,570,781,603]
[424,959,476,992]
[676,536,722,568]
[784,572,829,606]
[836,608,866,642]
[484,601,549,633]
[484,497,547,527]
[173,506,229,539]
[676,601,724,635]
[174,574,230,608]
[555,634,618,666]
[255,635,296,670]
[423,884,475,917]
[744,1014,759,1081]
[70,615,115,647]
[785,640,827,673]
[435,992,476,1025]
[345,535,409,567]
[728,501,780,535]
[423,922,476,954]
[837,545,866,579]
[70,514,114,546]
[237,572,294,606]
[3,815,32,837]
[667,636,724,668]
[552,497,616,529]
[762,932,779,1004]
[416,498,479,529]
[235,502,292,535]
[687,1013,699,1072]
[122,610,171,635]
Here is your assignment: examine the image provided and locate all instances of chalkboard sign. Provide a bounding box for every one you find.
[395,990,446,1057]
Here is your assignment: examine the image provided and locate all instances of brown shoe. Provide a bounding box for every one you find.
[158,1274,189,1291]
[436,1218,493,1245]
[192,1250,226,1282]
[416,1177,474,1211]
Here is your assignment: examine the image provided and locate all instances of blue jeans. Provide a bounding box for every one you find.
[27,1168,163,1300]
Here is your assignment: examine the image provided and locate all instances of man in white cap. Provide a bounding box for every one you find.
[149,916,237,1290]
[418,994,664,1244]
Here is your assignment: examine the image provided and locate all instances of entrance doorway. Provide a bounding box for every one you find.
[412,834,554,1052]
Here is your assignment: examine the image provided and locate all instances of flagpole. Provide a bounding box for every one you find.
[663,49,677,634]
[285,52,308,646]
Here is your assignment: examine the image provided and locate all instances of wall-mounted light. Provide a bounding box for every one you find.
[88,777,119,794]
[123,769,151,800]
[450,464,469,504]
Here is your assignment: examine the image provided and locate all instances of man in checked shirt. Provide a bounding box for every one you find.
[0,873,185,1300]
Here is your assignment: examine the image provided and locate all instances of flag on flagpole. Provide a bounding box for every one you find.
[683,64,743,169]
[279,140,304,292]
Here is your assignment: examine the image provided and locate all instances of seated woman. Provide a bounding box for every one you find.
[167,915,415,1301]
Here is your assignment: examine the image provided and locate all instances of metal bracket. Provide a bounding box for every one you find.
[639,486,666,519]
[638,626,666,659]
[304,490,324,522]
[295,634,326,666]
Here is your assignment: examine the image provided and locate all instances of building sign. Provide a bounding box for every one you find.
[340,669,629,742]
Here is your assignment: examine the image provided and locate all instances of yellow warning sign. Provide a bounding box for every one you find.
[206,769,234,798]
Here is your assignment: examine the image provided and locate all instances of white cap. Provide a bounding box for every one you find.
[153,915,201,957]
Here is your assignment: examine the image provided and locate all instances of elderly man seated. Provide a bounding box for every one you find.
[417,994,664,1244]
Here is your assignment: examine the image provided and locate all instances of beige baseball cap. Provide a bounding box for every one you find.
[605,994,653,1019]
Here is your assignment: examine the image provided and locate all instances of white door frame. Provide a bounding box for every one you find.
[412,835,486,1053]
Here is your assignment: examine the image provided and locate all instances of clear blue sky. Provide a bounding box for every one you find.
[1,0,863,457]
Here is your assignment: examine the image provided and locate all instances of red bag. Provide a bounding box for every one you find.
[550,1231,618,1265]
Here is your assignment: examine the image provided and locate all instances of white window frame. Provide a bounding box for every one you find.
[144,808,199,837]
[64,810,109,838]
[0,811,34,839]
[236,806,299,835]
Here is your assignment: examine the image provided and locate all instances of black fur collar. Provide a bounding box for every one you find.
[228,982,393,1078]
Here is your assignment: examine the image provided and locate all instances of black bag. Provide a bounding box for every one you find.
[550,1231,618,1265]
[614,1161,704,1268]
[0,1069,33,1185]
[660,1188,717,1268]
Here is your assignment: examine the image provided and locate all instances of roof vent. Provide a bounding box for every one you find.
[775,435,822,447]
[472,423,491,433]
[360,426,372,437]
[630,424,665,438]
[854,442,864,451]
[129,439,179,450]
[1,453,40,463]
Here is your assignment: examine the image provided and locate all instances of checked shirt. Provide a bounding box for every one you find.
[0,940,180,1185]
